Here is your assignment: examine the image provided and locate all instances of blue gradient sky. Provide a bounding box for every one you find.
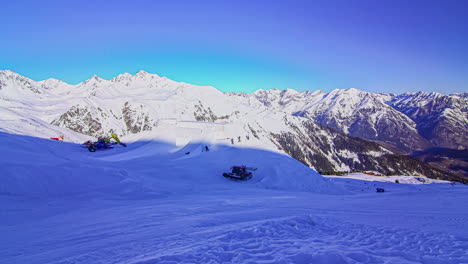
[1,0,467,94]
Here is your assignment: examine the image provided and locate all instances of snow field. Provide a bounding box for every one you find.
[0,131,336,199]
[2,185,467,264]
[1,131,468,264]
[326,173,451,184]
[136,215,468,264]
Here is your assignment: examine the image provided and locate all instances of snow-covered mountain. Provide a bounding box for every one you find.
[0,70,464,181]
[387,91,468,150]
[242,88,431,153]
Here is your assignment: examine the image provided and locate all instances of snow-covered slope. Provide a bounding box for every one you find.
[1,130,468,264]
[0,105,93,143]
[0,70,462,181]
[0,131,337,197]
[325,172,451,184]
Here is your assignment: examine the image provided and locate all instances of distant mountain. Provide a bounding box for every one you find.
[0,70,465,182]
[387,92,468,150]
[245,88,431,153]
[270,118,454,181]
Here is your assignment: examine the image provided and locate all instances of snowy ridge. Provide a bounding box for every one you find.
[0,70,463,181]
[388,91,468,150]
[0,131,336,197]
[245,87,431,153]
[1,71,468,264]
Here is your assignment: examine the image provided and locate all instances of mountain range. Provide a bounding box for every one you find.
[1,70,466,182]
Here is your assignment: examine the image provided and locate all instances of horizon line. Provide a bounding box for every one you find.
[0,69,464,96]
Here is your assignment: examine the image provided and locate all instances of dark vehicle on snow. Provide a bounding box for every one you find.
[223,165,256,181]
[82,138,114,152]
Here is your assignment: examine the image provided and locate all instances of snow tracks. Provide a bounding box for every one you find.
[133,215,468,264]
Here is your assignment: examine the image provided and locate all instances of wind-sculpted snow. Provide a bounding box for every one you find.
[1,131,468,264]
[0,132,128,197]
[136,215,468,264]
[0,132,336,198]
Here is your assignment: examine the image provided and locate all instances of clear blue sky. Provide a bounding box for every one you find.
[1,0,467,94]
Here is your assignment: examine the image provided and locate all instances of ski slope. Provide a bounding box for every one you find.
[325,173,451,184]
[1,131,468,264]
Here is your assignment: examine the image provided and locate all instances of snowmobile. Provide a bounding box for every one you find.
[82,138,114,152]
[223,165,256,181]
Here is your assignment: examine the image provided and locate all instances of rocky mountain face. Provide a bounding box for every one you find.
[268,117,455,181]
[387,92,468,150]
[0,70,465,182]
[242,88,432,154]
[52,105,104,136]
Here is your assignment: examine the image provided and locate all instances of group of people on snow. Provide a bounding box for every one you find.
[230,135,250,144]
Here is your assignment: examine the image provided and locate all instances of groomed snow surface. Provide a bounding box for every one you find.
[1,132,468,264]
[325,173,451,185]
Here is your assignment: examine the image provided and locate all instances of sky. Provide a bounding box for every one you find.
[1,0,467,94]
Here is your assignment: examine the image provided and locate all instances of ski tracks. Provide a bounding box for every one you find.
[132,215,468,264]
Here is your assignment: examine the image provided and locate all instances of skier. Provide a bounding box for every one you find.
[205,145,209,152]
[246,135,250,140]
[231,138,234,144]
[238,136,241,142]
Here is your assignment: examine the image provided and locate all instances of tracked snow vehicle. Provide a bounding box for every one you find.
[82,134,127,152]
[223,165,255,181]
[82,139,114,152]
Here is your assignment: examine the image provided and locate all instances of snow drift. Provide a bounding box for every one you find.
[0,132,338,198]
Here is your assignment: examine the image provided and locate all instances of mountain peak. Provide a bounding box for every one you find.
[0,70,22,79]
[345,88,363,93]
[134,70,159,79]
[135,70,148,76]
[328,88,367,97]
[282,88,298,93]
[39,78,69,88]
[83,75,105,85]
[111,73,132,83]
[109,71,160,83]
[253,89,266,93]
[0,69,15,75]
